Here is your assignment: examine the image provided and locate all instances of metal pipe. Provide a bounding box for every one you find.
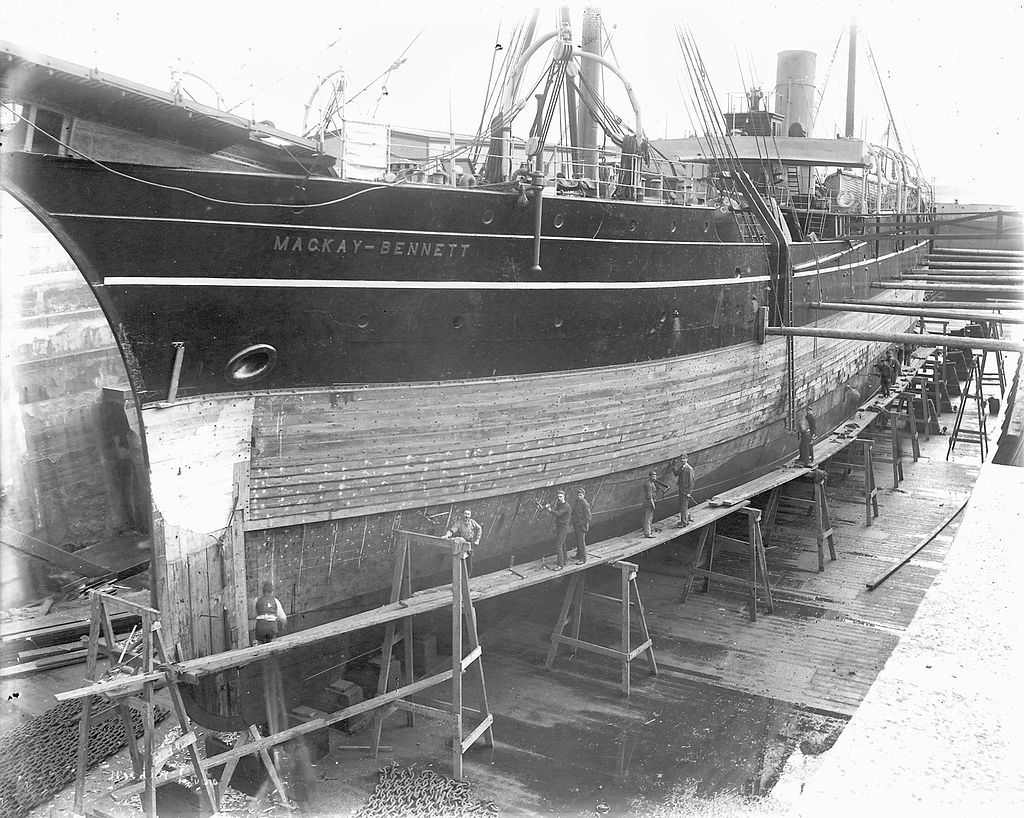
[166,342,185,402]
[765,325,1024,353]
[873,281,1023,293]
[842,298,1020,310]
[809,301,1024,324]
[899,275,1024,284]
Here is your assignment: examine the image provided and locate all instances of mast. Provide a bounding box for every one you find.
[487,9,540,182]
[577,6,602,182]
[845,18,857,138]
[558,6,581,177]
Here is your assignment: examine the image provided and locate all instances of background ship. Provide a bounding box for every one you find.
[0,10,929,723]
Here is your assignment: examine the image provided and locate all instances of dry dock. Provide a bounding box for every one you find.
[4,352,1019,817]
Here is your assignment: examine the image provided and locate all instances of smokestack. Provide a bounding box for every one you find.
[578,6,602,181]
[775,50,817,138]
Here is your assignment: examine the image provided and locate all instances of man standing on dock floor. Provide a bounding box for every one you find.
[254,581,288,644]
[444,508,483,575]
[571,488,591,563]
[542,490,572,568]
[672,455,696,527]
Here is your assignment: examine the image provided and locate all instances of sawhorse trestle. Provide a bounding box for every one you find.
[824,437,879,526]
[758,471,836,572]
[680,506,774,620]
[74,592,219,818]
[373,531,494,780]
[545,560,657,696]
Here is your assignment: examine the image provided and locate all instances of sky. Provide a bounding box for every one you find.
[1,0,1022,205]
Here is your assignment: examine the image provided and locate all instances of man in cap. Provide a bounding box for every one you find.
[444,508,483,575]
[671,454,696,527]
[797,408,815,467]
[542,490,573,568]
[641,470,661,537]
[874,356,893,398]
[885,348,901,379]
[571,488,592,563]
[253,581,288,644]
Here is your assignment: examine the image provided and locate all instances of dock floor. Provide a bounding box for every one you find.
[791,462,1024,815]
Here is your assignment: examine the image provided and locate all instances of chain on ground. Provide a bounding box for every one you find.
[0,699,169,818]
[354,763,498,818]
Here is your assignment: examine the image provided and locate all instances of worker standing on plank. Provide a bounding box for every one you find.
[671,454,696,527]
[875,357,893,397]
[443,508,482,575]
[542,490,573,569]
[797,409,815,467]
[254,581,287,644]
[571,488,592,563]
[641,471,661,538]
[885,348,900,379]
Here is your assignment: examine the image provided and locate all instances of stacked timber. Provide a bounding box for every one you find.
[0,598,143,679]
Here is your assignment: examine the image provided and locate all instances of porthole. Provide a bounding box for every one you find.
[482,209,494,225]
[452,316,464,330]
[554,213,565,229]
[734,266,742,277]
[553,317,564,328]
[224,344,277,383]
[357,314,370,329]
[628,219,637,232]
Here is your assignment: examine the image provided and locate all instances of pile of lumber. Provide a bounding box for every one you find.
[0,606,141,679]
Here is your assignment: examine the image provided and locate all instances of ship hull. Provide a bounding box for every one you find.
[2,151,923,726]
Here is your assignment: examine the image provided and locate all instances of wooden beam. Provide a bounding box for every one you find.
[115,667,457,797]
[808,302,1023,324]
[765,326,1024,353]
[865,499,969,590]
[1,525,111,577]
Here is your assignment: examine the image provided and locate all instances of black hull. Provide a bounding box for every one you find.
[3,154,903,402]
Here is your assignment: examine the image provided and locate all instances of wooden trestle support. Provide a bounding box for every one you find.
[680,507,774,621]
[824,438,879,527]
[544,560,658,696]
[73,592,218,818]
[371,531,494,780]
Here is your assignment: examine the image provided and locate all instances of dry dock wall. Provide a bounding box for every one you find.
[1,192,146,603]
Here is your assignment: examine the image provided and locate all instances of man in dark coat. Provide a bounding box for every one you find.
[875,357,893,397]
[671,455,696,527]
[571,488,592,563]
[641,471,660,537]
[797,408,816,467]
[254,581,288,644]
[543,490,572,568]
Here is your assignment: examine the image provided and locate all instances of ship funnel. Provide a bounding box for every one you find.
[775,50,816,138]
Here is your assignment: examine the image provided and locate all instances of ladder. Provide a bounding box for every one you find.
[980,321,1007,397]
[947,355,988,460]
